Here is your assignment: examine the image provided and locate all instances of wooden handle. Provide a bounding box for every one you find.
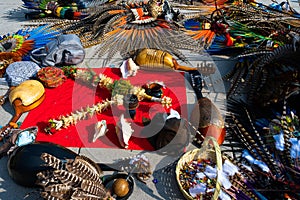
[202,136,222,200]
[172,58,197,71]
[0,93,45,141]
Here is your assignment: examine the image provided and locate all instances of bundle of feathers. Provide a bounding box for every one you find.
[224,95,300,200]
[182,0,300,55]
[37,152,112,200]
[222,43,300,107]
[24,0,204,65]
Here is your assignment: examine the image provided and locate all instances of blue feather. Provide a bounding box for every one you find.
[184,19,201,31]
[27,25,60,49]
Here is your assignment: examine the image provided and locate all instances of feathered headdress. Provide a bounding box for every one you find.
[183,1,300,55]
[40,0,203,65]
[0,25,60,60]
[0,25,60,77]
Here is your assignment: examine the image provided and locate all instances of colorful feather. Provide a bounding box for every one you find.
[0,25,60,62]
[22,0,92,19]
[22,0,92,10]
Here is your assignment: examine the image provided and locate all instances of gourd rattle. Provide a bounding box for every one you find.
[133,48,216,75]
[0,80,45,141]
[134,48,197,71]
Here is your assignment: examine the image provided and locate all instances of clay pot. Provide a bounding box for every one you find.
[7,142,77,187]
[198,124,226,145]
[190,97,226,145]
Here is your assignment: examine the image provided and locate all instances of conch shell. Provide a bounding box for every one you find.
[92,120,108,142]
[115,114,134,148]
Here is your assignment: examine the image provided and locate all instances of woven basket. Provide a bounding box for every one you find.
[175,136,222,200]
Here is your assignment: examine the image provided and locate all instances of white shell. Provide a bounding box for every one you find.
[92,120,108,142]
[115,114,134,148]
[166,108,181,120]
[120,58,140,78]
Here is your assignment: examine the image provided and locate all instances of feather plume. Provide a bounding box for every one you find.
[44,184,72,196]
[65,156,102,183]
[41,153,65,170]
[71,189,106,200]
[36,170,59,187]
[37,153,111,199]
[80,179,108,196]
[41,191,64,200]
[53,170,83,186]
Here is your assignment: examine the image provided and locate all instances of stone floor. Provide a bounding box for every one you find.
[0,0,296,199]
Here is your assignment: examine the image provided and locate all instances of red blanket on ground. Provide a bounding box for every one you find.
[20,68,188,150]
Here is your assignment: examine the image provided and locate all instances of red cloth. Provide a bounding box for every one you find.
[20,68,188,150]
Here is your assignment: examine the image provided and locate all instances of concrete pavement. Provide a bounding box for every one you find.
[0,0,282,199]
